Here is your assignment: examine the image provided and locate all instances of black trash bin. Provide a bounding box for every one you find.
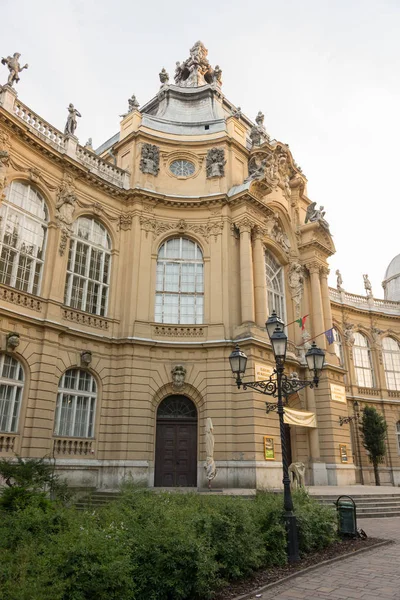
[335,495,357,537]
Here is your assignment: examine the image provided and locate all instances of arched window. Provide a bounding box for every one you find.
[353,332,374,388]
[265,250,286,321]
[155,237,204,324]
[64,218,111,316]
[0,354,24,433]
[0,181,48,294]
[333,327,344,367]
[382,337,400,391]
[54,369,97,438]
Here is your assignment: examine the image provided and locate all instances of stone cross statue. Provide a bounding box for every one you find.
[64,104,81,137]
[1,53,28,87]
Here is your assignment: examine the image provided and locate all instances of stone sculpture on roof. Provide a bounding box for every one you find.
[128,94,140,112]
[249,110,270,147]
[174,41,222,88]
[363,274,373,298]
[305,202,330,232]
[1,53,28,87]
[159,68,169,86]
[206,148,226,178]
[64,103,81,137]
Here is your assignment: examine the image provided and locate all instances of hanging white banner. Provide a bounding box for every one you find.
[283,407,317,428]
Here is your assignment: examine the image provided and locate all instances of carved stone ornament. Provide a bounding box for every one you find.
[343,321,355,346]
[140,143,160,176]
[80,350,92,366]
[363,274,373,298]
[0,149,10,201]
[336,269,344,292]
[174,41,222,88]
[245,146,293,200]
[1,53,28,87]
[305,202,330,232]
[139,215,224,241]
[118,213,133,231]
[64,104,81,137]
[6,332,20,350]
[288,263,304,318]
[253,213,291,254]
[249,110,270,147]
[56,174,77,255]
[159,68,169,86]
[171,365,186,390]
[206,148,226,178]
[128,94,140,112]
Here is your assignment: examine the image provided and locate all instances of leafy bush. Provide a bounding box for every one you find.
[0,485,338,600]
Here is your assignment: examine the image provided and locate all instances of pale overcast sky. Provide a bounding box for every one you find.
[2,0,399,297]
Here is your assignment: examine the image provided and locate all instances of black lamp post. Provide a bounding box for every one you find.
[229,315,326,563]
[339,400,364,485]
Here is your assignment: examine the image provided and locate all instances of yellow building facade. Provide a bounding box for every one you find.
[0,42,399,490]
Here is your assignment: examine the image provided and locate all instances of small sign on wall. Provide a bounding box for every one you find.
[330,383,346,403]
[263,436,275,461]
[255,363,274,382]
[339,444,348,463]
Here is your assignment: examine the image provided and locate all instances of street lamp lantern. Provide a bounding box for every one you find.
[228,311,327,564]
[305,341,325,381]
[270,326,288,362]
[229,345,248,387]
[265,309,284,339]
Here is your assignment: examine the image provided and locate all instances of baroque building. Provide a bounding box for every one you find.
[0,42,399,489]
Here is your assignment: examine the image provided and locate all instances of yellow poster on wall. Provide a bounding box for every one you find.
[330,383,346,403]
[255,363,274,382]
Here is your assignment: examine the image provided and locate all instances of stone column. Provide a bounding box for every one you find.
[308,262,326,349]
[253,228,268,327]
[236,218,255,324]
[320,266,333,332]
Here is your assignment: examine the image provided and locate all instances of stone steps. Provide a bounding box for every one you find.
[313,493,400,519]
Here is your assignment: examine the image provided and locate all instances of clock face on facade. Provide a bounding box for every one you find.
[169,159,195,177]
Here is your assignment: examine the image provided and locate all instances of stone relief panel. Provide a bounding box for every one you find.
[288,262,304,318]
[245,144,296,200]
[56,173,77,255]
[140,143,160,176]
[206,148,226,178]
[139,215,224,241]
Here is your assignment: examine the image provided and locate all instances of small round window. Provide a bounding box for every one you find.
[170,160,195,177]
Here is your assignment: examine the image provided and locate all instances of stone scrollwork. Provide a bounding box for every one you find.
[118,213,133,231]
[245,145,294,200]
[56,173,77,255]
[206,148,226,178]
[288,262,304,318]
[140,143,160,176]
[139,215,224,241]
[174,41,221,88]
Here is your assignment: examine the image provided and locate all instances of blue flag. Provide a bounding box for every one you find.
[325,328,335,345]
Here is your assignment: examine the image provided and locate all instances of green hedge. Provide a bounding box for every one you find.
[0,487,337,600]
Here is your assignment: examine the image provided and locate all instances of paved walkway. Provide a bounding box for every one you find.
[252,517,400,600]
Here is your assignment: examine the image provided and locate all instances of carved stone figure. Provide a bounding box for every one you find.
[84,138,93,150]
[171,365,186,390]
[204,417,217,488]
[255,111,265,128]
[140,143,160,176]
[343,321,355,346]
[371,327,383,347]
[336,269,344,291]
[298,329,312,363]
[56,174,77,255]
[0,149,10,201]
[206,148,226,178]
[6,332,20,350]
[288,263,304,316]
[159,68,169,86]
[304,202,330,232]
[274,223,291,254]
[288,462,306,489]
[1,53,28,87]
[80,350,92,366]
[277,153,291,198]
[128,94,140,112]
[363,274,373,297]
[64,104,81,137]
[249,111,270,147]
[174,41,219,88]
[231,106,242,119]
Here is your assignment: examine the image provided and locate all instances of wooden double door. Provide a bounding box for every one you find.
[154,396,198,487]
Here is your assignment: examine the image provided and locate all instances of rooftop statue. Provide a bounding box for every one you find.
[336,269,344,291]
[159,68,169,86]
[363,274,373,298]
[128,94,140,112]
[250,110,270,147]
[64,103,81,137]
[305,202,330,232]
[174,41,221,88]
[1,52,28,87]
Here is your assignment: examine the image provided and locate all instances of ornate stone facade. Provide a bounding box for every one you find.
[140,143,160,176]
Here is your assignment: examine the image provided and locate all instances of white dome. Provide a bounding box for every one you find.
[383,254,400,301]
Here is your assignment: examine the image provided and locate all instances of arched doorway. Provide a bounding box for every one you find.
[154,395,198,487]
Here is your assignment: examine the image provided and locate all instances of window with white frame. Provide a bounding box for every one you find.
[0,354,24,433]
[382,337,400,391]
[0,181,48,295]
[64,218,111,316]
[397,421,400,454]
[333,327,344,367]
[265,250,286,321]
[54,369,97,438]
[155,237,204,324]
[353,332,374,388]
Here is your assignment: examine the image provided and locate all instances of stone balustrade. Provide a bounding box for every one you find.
[53,438,94,456]
[0,435,16,453]
[7,95,129,189]
[329,287,400,315]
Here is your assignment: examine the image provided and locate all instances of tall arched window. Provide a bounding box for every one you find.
[155,237,204,324]
[64,218,111,316]
[0,354,24,433]
[54,369,97,438]
[333,327,344,367]
[265,250,286,321]
[0,181,48,294]
[382,337,400,391]
[353,332,374,388]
